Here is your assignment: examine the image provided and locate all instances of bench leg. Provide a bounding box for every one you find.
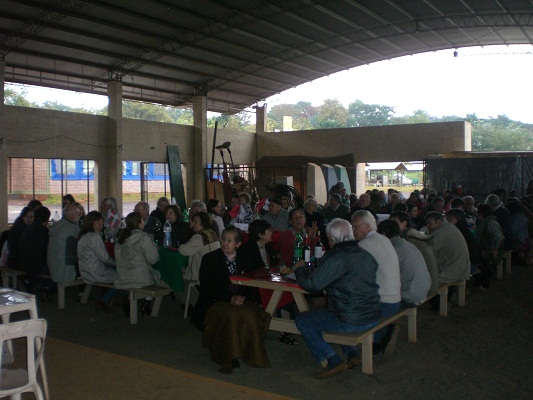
[58,283,66,309]
[496,260,503,279]
[439,287,448,317]
[407,308,417,343]
[129,291,138,325]
[80,284,92,304]
[151,296,163,317]
[361,334,373,375]
[504,252,512,274]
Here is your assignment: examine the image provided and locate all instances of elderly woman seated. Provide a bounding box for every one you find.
[115,212,161,315]
[78,211,117,313]
[178,212,220,282]
[194,226,271,374]
[164,205,192,247]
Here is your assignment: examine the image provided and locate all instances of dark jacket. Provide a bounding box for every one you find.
[295,241,380,326]
[238,241,278,270]
[18,222,50,276]
[170,219,192,247]
[150,208,166,226]
[493,206,513,250]
[192,249,255,330]
[7,220,28,269]
[455,220,479,264]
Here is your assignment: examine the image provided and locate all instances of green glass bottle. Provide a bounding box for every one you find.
[292,232,303,265]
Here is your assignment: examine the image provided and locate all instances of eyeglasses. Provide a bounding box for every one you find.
[352,223,368,230]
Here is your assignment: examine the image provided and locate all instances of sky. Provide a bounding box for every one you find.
[10,44,533,123]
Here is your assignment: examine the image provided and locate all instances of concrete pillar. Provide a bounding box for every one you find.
[355,162,366,196]
[106,81,123,213]
[255,105,267,161]
[193,95,207,201]
[0,61,4,107]
[0,61,7,229]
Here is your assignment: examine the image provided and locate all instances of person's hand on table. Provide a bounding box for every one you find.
[292,260,305,270]
[231,295,246,306]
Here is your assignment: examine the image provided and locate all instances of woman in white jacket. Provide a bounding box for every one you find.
[114,212,160,289]
[115,212,161,316]
[78,211,117,313]
[179,212,220,282]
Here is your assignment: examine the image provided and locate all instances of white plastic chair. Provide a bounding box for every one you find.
[0,319,47,400]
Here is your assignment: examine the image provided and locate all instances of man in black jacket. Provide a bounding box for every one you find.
[294,218,381,379]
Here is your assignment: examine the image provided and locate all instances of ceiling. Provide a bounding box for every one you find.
[1,0,532,114]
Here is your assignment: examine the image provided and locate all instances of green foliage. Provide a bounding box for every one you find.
[314,99,347,129]
[122,100,173,123]
[471,116,533,151]
[4,88,35,107]
[268,101,316,131]
[347,99,394,127]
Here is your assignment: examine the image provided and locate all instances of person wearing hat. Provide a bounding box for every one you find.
[262,198,290,231]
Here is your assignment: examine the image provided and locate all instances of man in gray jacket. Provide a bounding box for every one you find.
[377,220,431,306]
[425,211,470,283]
[47,204,80,282]
[390,211,439,295]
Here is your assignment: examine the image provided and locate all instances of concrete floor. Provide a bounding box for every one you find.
[27,263,533,400]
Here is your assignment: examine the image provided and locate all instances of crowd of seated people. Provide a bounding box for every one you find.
[2,181,532,378]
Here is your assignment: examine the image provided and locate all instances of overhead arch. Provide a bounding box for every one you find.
[1,1,532,113]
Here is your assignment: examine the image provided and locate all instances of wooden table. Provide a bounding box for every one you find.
[230,273,308,335]
[0,288,49,399]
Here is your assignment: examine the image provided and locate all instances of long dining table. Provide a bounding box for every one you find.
[230,270,308,335]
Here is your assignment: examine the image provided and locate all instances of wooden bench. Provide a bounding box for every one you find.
[429,280,467,317]
[80,283,172,324]
[1,269,25,289]
[320,280,466,375]
[323,307,417,375]
[496,250,512,279]
[57,279,85,309]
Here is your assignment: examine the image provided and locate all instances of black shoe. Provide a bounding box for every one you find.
[123,299,130,317]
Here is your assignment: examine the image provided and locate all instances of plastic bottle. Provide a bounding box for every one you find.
[182,207,189,223]
[51,210,60,226]
[163,220,172,249]
[292,232,303,265]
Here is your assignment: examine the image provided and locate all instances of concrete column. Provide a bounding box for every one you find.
[193,95,207,201]
[355,162,366,196]
[255,105,267,162]
[0,61,7,229]
[0,61,4,108]
[106,81,123,214]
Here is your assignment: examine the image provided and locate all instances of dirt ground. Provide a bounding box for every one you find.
[17,262,533,399]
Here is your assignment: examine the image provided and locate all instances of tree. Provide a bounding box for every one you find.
[267,101,316,131]
[347,99,395,127]
[391,110,432,124]
[313,98,347,129]
[167,107,193,125]
[122,100,172,123]
[4,88,35,107]
[471,119,533,151]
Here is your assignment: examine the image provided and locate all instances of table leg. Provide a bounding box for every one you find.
[264,290,283,315]
[292,293,309,312]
